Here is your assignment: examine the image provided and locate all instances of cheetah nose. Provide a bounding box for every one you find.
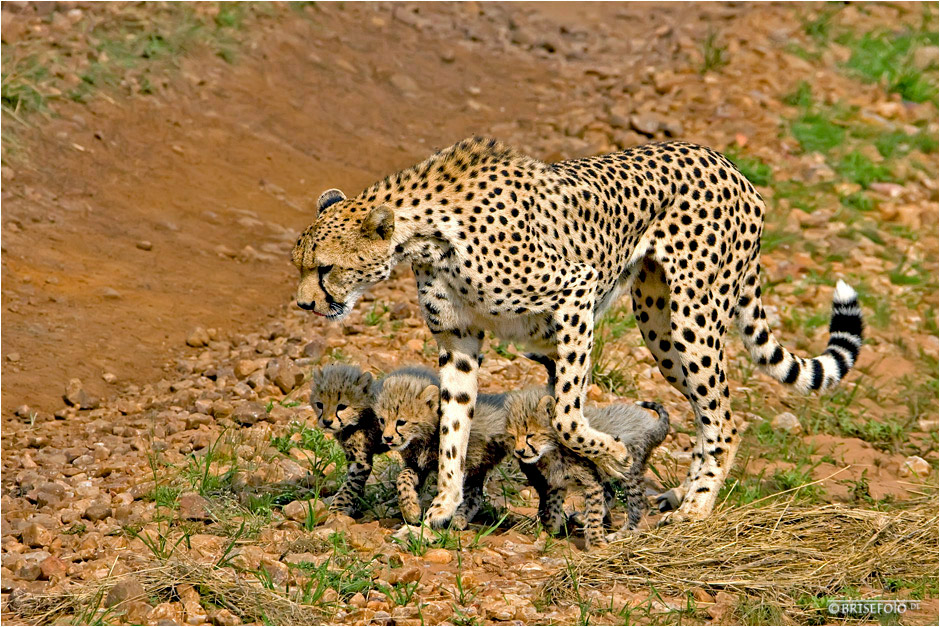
[322,418,333,428]
[383,435,394,444]
[297,299,317,311]
[513,448,527,458]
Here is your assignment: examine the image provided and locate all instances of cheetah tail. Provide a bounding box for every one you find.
[636,401,671,446]
[736,277,864,394]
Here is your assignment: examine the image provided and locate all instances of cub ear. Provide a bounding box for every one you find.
[317,188,346,212]
[358,371,374,391]
[361,205,395,241]
[536,395,556,418]
[418,384,440,410]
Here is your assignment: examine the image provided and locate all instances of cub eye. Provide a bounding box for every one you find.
[337,404,347,412]
[314,402,324,410]
[397,419,406,426]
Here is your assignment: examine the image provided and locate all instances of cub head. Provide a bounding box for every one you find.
[292,188,396,321]
[505,390,557,464]
[375,380,440,451]
[309,363,375,434]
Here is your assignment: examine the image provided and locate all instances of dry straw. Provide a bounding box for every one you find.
[544,494,939,622]
[9,559,327,625]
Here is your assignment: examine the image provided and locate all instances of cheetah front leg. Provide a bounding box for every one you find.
[574,468,609,550]
[424,328,483,528]
[396,466,423,524]
[330,433,373,517]
[550,271,631,476]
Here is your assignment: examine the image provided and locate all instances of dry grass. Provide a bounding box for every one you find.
[8,558,328,625]
[544,494,939,622]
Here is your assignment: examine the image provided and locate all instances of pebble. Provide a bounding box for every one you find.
[105,576,147,608]
[423,548,452,564]
[771,412,802,435]
[101,287,122,299]
[21,523,51,549]
[135,240,153,251]
[178,492,210,520]
[63,378,100,409]
[83,502,112,521]
[900,456,930,478]
[232,402,267,426]
[186,327,210,347]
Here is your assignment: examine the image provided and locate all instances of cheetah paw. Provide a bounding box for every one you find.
[657,510,690,527]
[655,487,686,513]
[423,496,457,529]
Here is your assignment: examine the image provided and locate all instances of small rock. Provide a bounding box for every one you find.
[232,402,267,426]
[917,418,939,433]
[7,352,21,362]
[707,591,737,622]
[234,359,264,379]
[178,583,208,625]
[106,576,147,608]
[900,455,930,478]
[178,492,210,520]
[14,404,31,418]
[771,412,802,435]
[21,523,51,549]
[39,555,67,580]
[630,113,662,136]
[423,548,452,564]
[136,240,153,251]
[186,327,210,347]
[102,372,117,384]
[84,502,112,521]
[388,303,411,320]
[266,358,304,394]
[389,73,419,95]
[302,339,326,360]
[209,608,241,626]
[101,287,122,299]
[282,499,327,524]
[406,339,425,353]
[63,378,99,409]
[148,601,184,625]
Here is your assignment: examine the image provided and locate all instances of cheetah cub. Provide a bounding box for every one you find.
[309,364,437,517]
[374,370,512,529]
[504,389,670,548]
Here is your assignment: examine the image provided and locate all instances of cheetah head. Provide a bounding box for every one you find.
[309,364,375,434]
[505,390,558,464]
[376,380,439,451]
[292,188,396,321]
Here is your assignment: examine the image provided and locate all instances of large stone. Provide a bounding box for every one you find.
[282,499,327,524]
[39,555,67,580]
[630,113,663,136]
[209,609,241,626]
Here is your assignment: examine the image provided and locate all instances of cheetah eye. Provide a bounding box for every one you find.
[337,404,347,412]
[397,419,406,426]
[314,402,324,410]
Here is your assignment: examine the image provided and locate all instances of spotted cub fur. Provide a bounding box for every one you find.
[505,388,670,548]
[374,370,511,529]
[309,364,435,516]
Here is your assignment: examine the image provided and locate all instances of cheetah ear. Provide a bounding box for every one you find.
[361,205,395,241]
[357,371,374,391]
[536,395,556,418]
[418,384,440,410]
[316,188,346,213]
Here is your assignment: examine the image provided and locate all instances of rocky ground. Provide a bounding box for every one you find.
[1,2,938,625]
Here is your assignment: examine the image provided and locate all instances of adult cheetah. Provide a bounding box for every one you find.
[291,138,864,526]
